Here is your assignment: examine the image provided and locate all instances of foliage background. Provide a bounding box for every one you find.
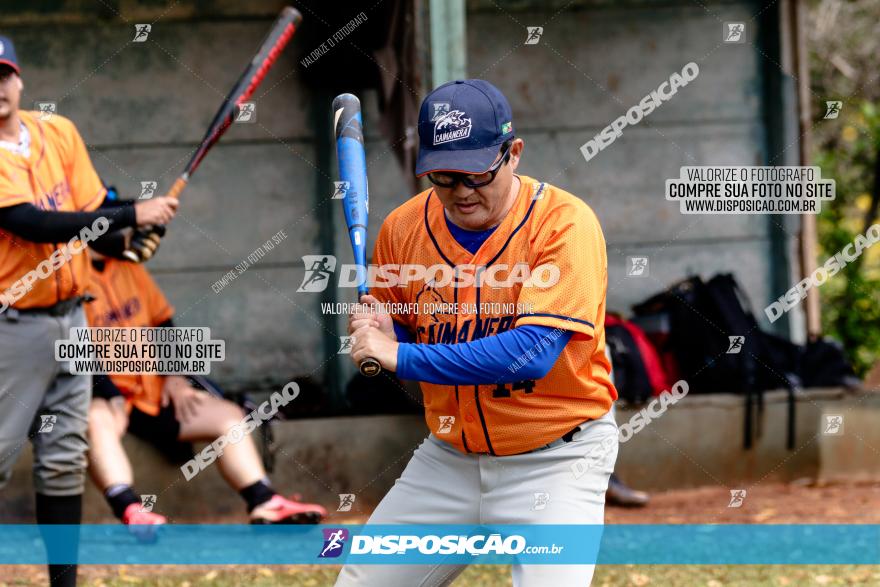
[808,0,880,376]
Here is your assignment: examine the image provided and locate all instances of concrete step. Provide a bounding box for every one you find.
[1,388,876,522]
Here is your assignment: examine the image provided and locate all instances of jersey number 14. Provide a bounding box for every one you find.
[492,379,537,398]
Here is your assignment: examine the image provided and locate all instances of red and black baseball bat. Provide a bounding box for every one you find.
[124,6,303,262]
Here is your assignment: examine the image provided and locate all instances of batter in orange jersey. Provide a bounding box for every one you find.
[0,37,178,587]
[337,79,619,587]
[0,110,106,307]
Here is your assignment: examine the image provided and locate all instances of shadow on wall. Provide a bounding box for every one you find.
[276,373,423,419]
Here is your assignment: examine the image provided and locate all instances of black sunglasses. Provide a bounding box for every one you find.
[427,139,514,189]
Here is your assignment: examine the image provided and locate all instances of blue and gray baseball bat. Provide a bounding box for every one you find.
[332,93,380,377]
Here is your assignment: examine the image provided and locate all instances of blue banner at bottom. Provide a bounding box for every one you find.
[1,524,878,565]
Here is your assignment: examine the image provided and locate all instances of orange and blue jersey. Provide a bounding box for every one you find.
[371,175,616,456]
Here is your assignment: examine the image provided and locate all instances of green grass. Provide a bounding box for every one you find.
[40,564,880,587]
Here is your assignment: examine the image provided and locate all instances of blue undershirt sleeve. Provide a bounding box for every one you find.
[396,324,573,385]
[392,320,414,343]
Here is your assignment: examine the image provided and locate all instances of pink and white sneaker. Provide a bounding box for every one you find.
[249,494,327,525]
[121,503,167,525]
[121,502,166,543]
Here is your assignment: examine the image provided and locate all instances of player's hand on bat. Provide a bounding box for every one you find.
[348,294,395,340]
[134,196,179,227]
[162,376,206,423]
[126,224,166,262]
[351,324,398,372]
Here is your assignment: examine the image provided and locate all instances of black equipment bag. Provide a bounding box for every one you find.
[605,319,654,404]
[633,273,801,449]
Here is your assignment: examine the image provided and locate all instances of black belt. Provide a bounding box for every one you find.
[518,424,583,455]
[6,295,91,318]
[561,426,580,442]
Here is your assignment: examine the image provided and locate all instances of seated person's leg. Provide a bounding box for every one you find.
[159,377,326,523]
[87,384,165,525]
[173,388,265,489]
[87,396,131,491]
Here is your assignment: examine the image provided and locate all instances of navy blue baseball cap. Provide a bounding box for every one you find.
[415,79,515,176]
[0,36,19,74]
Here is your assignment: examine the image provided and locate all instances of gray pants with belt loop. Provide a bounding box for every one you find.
[0,306,91,495]
[335,411,619,587]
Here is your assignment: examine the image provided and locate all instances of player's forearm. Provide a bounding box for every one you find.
[396,324,573,385]
[93,374,125,398]
[0,202,136,243]
[90,229,129,259]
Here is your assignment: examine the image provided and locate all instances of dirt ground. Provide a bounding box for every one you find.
[1,480,878,586]
[604,479,880,524]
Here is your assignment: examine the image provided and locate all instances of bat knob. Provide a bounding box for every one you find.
[359,358,382,377]
[121,249,141,263]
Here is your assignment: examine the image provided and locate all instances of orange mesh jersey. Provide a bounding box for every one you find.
[372,175,617,455]
[85,259,174,416]
[0,112,107,308]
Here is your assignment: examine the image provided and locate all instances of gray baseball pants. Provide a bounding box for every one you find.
[0,306,91,495]
[335,410,618,587]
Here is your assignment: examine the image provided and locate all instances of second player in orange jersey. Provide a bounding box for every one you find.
[84,252,327,526]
